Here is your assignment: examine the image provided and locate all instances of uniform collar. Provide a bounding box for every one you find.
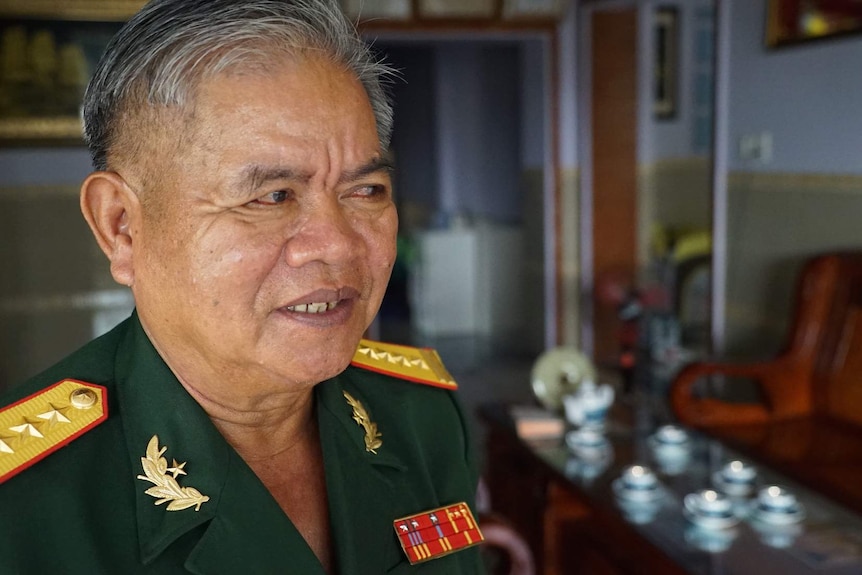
[114,313,228,564]
[317,372,414,574]
[113,314,414,573]
[115,314,325,573]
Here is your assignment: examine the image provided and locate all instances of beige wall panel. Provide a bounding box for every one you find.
[724,172,862,358]
[560,168,580,347]
[0,186,132,390]
[638,157,712,270]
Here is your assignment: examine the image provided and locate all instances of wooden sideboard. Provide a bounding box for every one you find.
[479,402,862,575]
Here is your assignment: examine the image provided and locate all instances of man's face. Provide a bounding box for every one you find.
[126,56,397,393]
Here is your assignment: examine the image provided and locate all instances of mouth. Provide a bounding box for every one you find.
[286,301,340,314]
[279,286,361,319]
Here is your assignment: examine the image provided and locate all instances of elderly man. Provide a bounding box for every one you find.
[0,1,483,573]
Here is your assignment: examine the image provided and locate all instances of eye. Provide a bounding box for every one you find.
[252,189,291,206]
[351,184,388,199]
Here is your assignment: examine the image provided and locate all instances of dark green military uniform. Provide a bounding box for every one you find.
[0,313,483,574]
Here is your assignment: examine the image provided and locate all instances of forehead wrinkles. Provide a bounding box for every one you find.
[163,58,378,188]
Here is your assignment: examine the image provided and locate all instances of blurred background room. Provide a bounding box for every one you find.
[4,0,862,571]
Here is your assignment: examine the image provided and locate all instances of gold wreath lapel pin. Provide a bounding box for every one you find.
[137,435,209,511]
[343,391,382,454]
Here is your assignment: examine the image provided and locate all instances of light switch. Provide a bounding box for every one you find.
[739,132,772,164]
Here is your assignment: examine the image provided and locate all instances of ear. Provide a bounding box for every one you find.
[80,171,140,287]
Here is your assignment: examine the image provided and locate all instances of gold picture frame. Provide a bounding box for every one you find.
[766,0,862,48]
[653,6,678,120]
[0,1,145,144]
[0,1,144,22]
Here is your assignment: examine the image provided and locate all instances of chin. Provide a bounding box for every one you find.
[280,342,357,384]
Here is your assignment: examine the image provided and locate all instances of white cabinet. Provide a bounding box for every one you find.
[410,224,524,343]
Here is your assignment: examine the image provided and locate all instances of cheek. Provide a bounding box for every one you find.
[173,229,277,302]
[367,211,398,271]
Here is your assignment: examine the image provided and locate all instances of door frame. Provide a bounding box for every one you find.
[576,0,643,357]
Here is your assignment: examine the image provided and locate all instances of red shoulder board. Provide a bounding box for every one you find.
[0,379,108,484]
[393,502,484,564]
[351,340,458,390]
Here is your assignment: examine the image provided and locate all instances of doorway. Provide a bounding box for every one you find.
[372,37,554,369]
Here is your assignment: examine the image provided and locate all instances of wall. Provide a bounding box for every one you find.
[0,148,131,391]
[383,45,440,232]
[637,0,714,270]
[641,0,715,164]
[435,42,523,224]
[728,0,862,175]
[722,0,862,356]
[558,3,580,347]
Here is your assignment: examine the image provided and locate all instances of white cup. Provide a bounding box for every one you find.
[654,424,689,446]
[621,465,657,491]
[566,428,606,450]
[758,485,797,511]
[720,460,756,484]
[685,489,732,517]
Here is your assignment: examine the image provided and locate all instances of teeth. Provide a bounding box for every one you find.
[287,301,338,313]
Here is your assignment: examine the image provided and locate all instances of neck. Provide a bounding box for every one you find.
[181,375,318,460]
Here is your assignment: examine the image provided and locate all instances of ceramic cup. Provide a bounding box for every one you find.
[618,500,660,525]
[654,449,691,475]
[720,460,756,485]
[621,465,658,491]
[653,424,689,446]
[685,489,733,518]
[684,524,737,553]
[757,485,797,513]
[566,428,606,451]
[752,521,803,549]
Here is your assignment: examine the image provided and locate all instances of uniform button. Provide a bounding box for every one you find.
[70,388,97,410]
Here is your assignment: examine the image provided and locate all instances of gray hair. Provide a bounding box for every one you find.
[83,0,394,171]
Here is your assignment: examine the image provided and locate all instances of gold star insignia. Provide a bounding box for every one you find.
[8,422,44,444]
[35,404,72,429]
[0,432,15,455]
[167,459,187,478]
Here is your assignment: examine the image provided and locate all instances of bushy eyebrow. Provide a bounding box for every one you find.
[238,165,310,194]
[236,155,395,196]
[338,156,395,184]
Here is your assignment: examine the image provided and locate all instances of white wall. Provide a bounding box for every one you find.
[0,148,91,185]
[728,0,862,174]
[641,0,715,164]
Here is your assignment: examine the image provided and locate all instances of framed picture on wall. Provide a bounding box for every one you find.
[0,1,144,144]
[418,0,496,19]
[653,6,678,120]
[766,0,862,48]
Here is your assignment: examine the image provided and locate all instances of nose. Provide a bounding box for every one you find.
[283,197,361,267]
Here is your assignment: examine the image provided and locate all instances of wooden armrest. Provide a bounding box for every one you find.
[670,357,811,427]
[479,512,535,575]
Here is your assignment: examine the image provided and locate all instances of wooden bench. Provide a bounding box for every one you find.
[671,252,862,514]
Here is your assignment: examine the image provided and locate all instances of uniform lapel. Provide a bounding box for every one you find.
[183,450,326,575]
[115,315,223,564]
[317,374,416,575]
[116,314,325,574]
